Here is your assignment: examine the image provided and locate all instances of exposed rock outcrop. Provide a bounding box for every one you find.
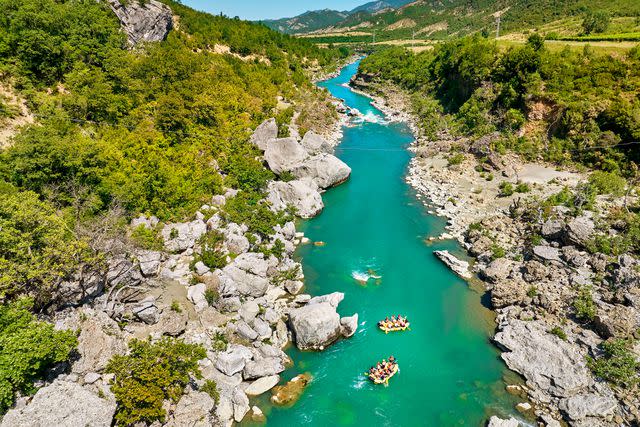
[266,180,324,218]
[292,153,351,189]
[433,250,472,279]
[1,380,116,427]
[250,118,278,151]
[264,137,309,174]
[106,0,173,45]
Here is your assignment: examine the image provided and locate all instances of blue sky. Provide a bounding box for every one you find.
[182,0,365,21]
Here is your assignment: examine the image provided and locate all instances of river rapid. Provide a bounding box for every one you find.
[251,60,520,426]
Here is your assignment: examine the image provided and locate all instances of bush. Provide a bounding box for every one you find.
[515,182,530,193]
[499,182,514,197]
[588,171,626,196]
[447,153,465,166]
[196,230,227,269]
[549,326,567,341]
[222,192,291,238]
[106,338,206,425]
[490,244,506,260]
[587,339,639,388]
[573,286,597,322]
[131,225,163,251]
[0,299,78,413]
[200,380,219,403]
[204,288,219,306]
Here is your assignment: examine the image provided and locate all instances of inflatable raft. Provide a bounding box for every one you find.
[368,363,399,385]
[378,322,410,333]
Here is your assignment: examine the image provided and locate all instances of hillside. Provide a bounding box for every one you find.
[295,0,640,44]
[261,0,413,35]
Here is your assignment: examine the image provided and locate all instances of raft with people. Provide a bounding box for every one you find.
[378,315,410,333]
[366,356,399,385]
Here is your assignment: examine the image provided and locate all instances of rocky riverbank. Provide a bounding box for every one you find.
[1,116,361,426]
[351,73,640,426]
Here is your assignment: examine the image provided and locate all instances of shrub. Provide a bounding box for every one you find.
[170,300,182,313]
[573,286,597,322]
[549,326,567,341]
[587,339,639,388]
[447,153,465,166]
[0,299,78,413]
[200,380,219,403]
[222,192,291,238]
[196,230,227,269]
[131,225,163,251]
[490,244,506,260]
[499,182,514,197]
[526,286,538,298]
[588,171,626,196]
[515,182,530,193]
[106,338,206,425]
[468,222,483,232]
[204,288,219,306]
[212,331,228,352]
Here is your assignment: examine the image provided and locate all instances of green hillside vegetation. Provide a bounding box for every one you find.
[0,0,347,305]
[360,36,640,171]
[300,0,640,45]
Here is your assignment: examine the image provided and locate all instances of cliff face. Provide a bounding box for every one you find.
[106,0,173,45]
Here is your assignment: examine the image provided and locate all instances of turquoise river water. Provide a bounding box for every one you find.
[250,61,521,426]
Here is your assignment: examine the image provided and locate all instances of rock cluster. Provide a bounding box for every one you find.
[250,118,351,219]
[5,117,358,426]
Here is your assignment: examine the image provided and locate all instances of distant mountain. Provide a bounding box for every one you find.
[261,0,414,35]
[349,0,414,14]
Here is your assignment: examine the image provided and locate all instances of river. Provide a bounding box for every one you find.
[250,60,520,426]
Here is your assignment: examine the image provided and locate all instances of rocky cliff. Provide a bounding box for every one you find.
[106,0,173,45]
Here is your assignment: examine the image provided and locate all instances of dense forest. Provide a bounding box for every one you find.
[0,0,347,304]
[360,37,640,170]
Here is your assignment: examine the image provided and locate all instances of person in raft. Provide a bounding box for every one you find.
[368,356,398,382]
[378,315,408,329]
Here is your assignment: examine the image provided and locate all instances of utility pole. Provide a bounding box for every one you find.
[412,30,415,49]
[496,15,501,38]
[372,31,376,45]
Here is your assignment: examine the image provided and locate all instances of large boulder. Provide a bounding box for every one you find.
[340,314,358,337]
[593,304,638,338]
[136,250,162,277]
[289,302,341,350]
[243,357,285,380]
[222,254,270,297]
[166,389,216,427]
[300,131,332,155]
[264,137,308,174]
[491,280,527,308]
[215,345,253,376]
[267,180,323,219]
[541,219,564,240]
[494,320,592,398]
[72,311,127,375]
[481,258,514,284]
[250,118,278,151]
[162,220,207,252]
[1,380,116,427]
[244,375,280,396]
[532,245,562,263]
[486,416,520,427]
[558,393,617,421]
[106,0,173,45]
[292,154,351,189]
[564,215,595,248]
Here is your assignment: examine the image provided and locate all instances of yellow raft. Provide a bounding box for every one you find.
[368,363,399,385]
[378,322,410,333]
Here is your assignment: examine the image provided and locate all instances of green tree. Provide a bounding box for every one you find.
[582,10,611,35]
[106,338,206,425]
[0,191,92,303]
[0,299,77,413]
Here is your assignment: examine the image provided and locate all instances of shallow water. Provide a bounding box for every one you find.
[252,61,520,426]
